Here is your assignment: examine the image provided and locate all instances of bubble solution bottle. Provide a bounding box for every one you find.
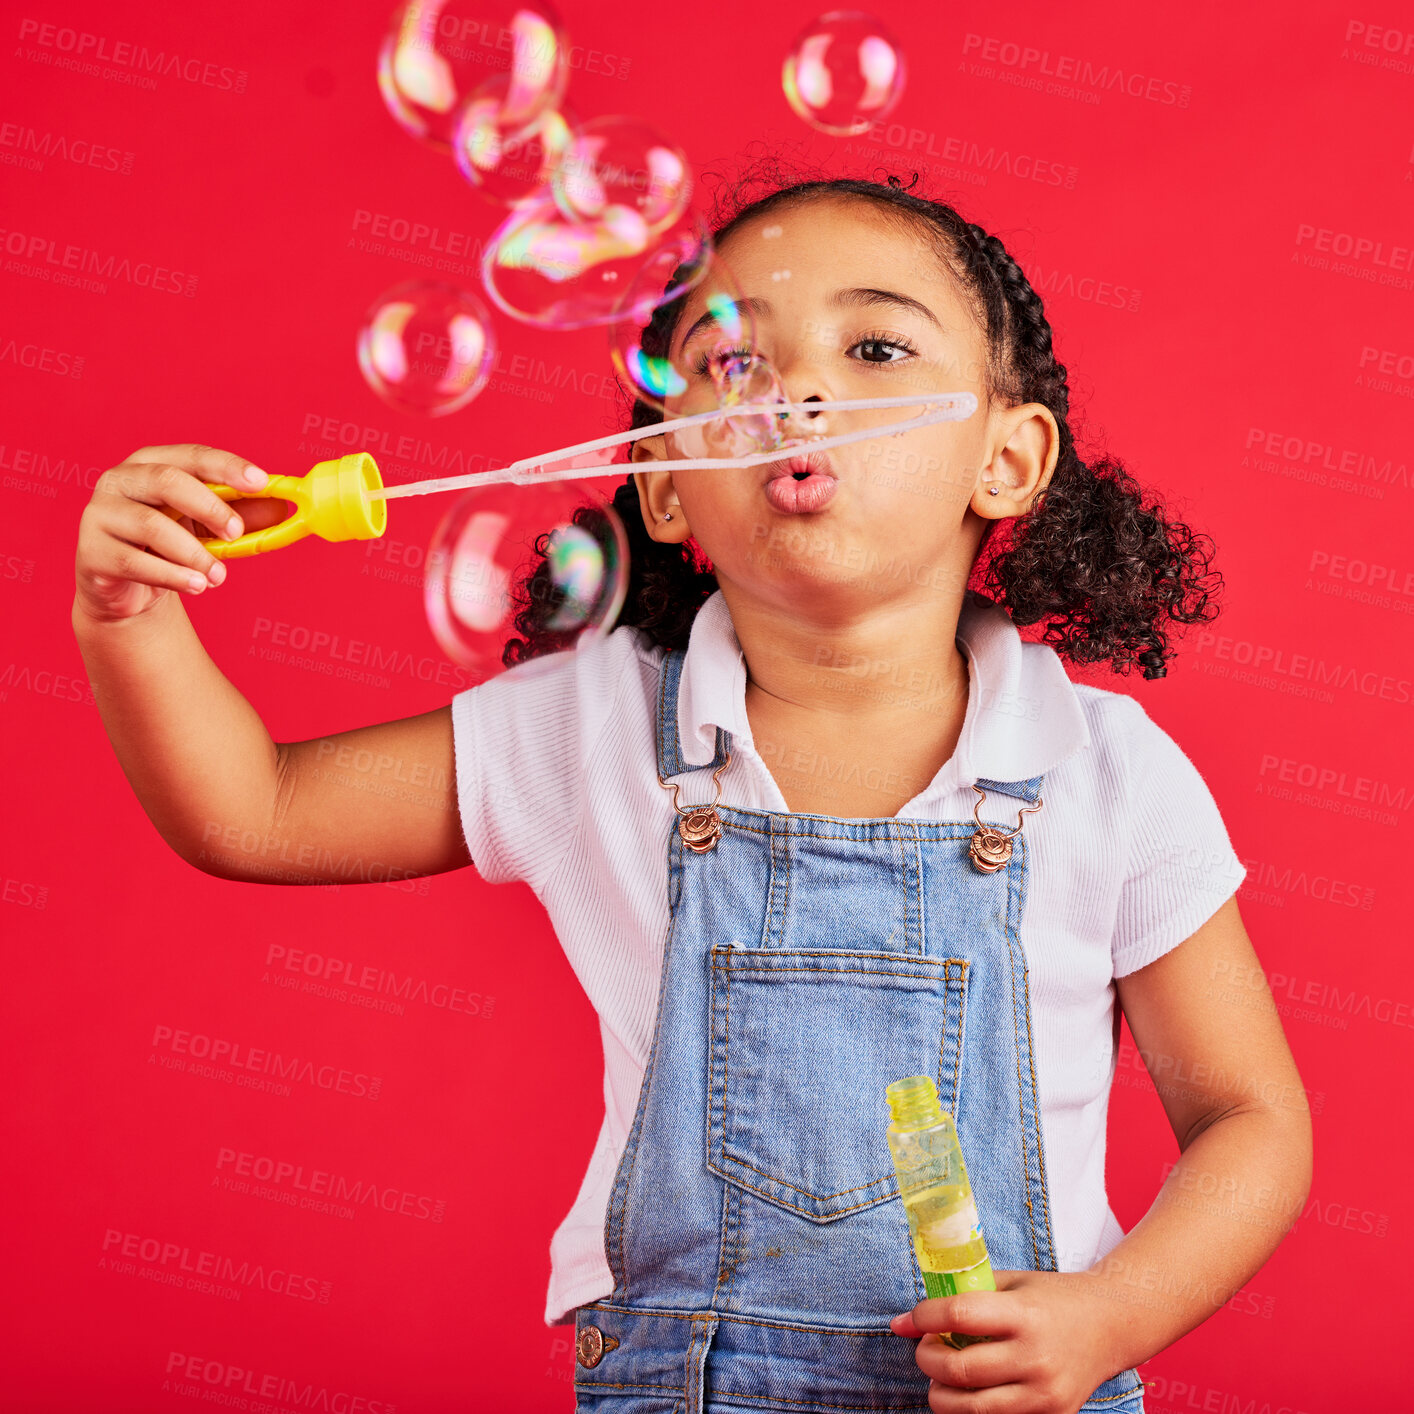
[884,1074,996,1351]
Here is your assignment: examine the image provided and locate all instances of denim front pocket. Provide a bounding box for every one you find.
[706,943,969,1222]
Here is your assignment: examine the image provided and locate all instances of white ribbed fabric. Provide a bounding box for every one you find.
[450,589,1247,1326]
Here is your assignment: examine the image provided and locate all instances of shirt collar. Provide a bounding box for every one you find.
[676,588,1091,788]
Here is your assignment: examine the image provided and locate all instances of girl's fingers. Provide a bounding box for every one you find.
[85,547,213,597]
[224,496,295,532]
[897,1293,1021,1341]
[911,1331,1015,1389]
[127,442,269,490]
[100,497,228,584]
[110,462,247,543]
[920,1376,1029,1411]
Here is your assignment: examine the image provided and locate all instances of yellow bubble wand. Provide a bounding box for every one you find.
[186,391,977,559]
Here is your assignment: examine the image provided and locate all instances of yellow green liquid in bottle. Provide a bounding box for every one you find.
[905,1181,994,1300]
[885,1075,996,1349]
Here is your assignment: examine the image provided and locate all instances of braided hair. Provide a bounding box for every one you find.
[502,170,1222,679]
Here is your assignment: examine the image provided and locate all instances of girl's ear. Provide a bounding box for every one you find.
[971,401,1058,520]
[631,463,691,546]
[629,433,665,465]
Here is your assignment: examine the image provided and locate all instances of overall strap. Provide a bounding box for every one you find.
[972,773,1045,805]
[656,647,731,780]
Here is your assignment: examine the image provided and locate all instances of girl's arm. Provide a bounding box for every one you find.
[1083,892,1315,1366]
[72,443,472,885]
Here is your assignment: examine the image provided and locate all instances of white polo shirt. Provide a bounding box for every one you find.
[450,588,1248,1326]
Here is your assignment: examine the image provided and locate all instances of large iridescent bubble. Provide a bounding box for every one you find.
[606,243,758,415]
[482,192,708,329]
[662,351,803,462]
[378,0,568,151]
[451,72,576,207]
[356,280,496,416]
[552,118,691,238]
[782,11,905,135]
[424,478,627,683]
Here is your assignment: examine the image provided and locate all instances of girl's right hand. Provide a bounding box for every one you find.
[74,444,287,624]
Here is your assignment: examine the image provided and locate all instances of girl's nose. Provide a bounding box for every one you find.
[778,389,828,443]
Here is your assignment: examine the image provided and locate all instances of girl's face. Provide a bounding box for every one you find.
[631,196,1057,620]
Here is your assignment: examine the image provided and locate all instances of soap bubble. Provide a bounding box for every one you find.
[378,0,568,151]
[607,243,757,415]
[482,191,707,329]
[782,11,905,136]
[553,118,691,238]
[710,352,798,455]
[451,73,575,206]
[356,280,496,417]
[424,479,628,683]
[662,351,803,463]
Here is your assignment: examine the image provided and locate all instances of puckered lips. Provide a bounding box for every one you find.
[761,446,838,515]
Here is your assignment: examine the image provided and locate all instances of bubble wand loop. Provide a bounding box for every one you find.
[180,392,977,558]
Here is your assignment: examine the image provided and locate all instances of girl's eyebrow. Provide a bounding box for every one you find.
[676,286,942,355]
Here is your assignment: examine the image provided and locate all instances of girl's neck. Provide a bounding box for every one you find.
[724,587,971,728]
[723,587,972,815]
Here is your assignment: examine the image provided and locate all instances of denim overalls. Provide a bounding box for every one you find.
[573,647,1146,1414]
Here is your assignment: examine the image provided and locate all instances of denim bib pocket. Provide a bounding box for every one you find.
[705,943,969,1222]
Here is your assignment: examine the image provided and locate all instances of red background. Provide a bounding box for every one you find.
[3,1,1411,1409]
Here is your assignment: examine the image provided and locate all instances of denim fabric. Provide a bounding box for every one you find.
[574,647,1145,1414]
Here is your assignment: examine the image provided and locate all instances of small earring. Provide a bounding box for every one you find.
[987,485,1000,496]
[663,511,674,521]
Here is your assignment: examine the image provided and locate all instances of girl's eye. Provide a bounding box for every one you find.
[691,344,756,378]
[849,335,916,365]
[688,334,918,377]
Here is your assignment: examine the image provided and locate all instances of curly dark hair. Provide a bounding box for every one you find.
[502,162,1222,679]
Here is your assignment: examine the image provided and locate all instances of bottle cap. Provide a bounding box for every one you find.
[886,1074,947,1129]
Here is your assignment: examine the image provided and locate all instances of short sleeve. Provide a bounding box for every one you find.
[449,627,644,891]
[1110,698,1248,978]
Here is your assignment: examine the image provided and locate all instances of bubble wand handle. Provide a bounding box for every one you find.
[162,453,388,561]
[369,391,978,500]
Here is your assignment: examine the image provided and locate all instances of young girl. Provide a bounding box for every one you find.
[73,173,1312,1414]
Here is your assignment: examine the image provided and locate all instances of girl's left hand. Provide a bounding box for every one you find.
[888,1269,1121,1413]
